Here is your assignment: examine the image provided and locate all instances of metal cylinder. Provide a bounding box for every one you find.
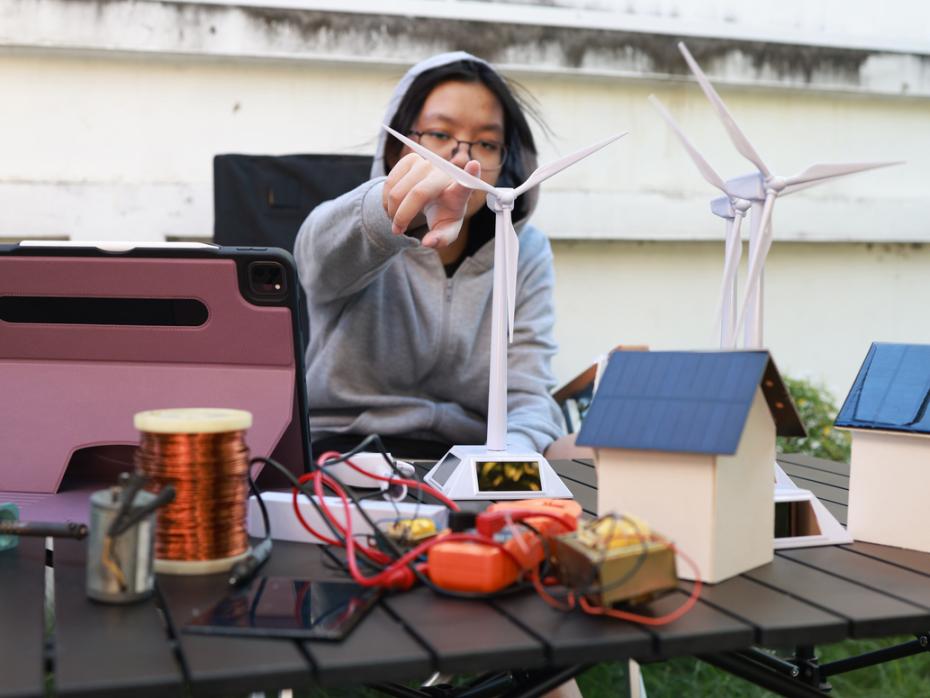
[86,486,157,604]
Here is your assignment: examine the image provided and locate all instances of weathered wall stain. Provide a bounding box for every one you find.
[242,6,874,83]
[14,0,928,93]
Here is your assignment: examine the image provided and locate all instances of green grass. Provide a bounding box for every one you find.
[299,636,930,697]
[575,636,930,697]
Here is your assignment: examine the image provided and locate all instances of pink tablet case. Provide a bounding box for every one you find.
[0,251,303,520]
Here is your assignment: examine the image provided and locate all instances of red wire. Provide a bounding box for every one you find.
[317,451,461,512]
[290,483,340,545]
[575,542,704,626]
[300,448,708,612]
[290,454,533,589]
[317,468,525,588]
[301,449,704,623]
[530,569,576,612]
[306,471,394,566]
[290,471,392,565]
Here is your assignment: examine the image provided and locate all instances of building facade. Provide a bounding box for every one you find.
[2,0,929,399]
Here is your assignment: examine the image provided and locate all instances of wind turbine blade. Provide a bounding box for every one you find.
[783,161,903,187]
[649,95,730,195]
[383,125,497,195]
[502,207,519,342]
[514,132,626,197]
[781,179,829,197]
[716,212,744,348]
[678,42,772,179]
[735,193,776,343]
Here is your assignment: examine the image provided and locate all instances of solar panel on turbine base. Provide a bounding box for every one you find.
[424,445,572,501]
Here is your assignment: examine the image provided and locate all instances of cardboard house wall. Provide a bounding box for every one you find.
[835,343,930,553]
[593,388,775,583]
[576,351,804,585]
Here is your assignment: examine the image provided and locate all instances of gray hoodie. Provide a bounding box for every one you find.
[293,52,565,453]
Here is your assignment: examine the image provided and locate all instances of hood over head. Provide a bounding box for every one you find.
[372,51,540,228]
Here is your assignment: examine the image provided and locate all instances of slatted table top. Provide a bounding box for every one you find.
[3,456,930,697]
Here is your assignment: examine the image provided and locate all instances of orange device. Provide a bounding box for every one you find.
[427,499,581,593]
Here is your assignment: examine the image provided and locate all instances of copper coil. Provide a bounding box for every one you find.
[135,431,250,562]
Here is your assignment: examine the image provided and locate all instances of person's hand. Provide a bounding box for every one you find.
[383,153,481,248]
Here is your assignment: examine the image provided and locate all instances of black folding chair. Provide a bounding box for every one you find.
[212,152,373,351]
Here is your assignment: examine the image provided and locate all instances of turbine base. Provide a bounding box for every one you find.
[423,444,573,501]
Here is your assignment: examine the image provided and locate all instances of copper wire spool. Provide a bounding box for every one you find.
[133,408,253,575]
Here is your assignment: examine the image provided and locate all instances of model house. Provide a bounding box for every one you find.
[576,350,804,584]
[835,342,930,553]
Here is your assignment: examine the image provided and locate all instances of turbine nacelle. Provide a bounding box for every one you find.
[724,173,767,201]
[767,176,791,193]
[488,189,516,210]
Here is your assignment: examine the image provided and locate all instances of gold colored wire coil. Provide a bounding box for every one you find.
[135,431,250,563]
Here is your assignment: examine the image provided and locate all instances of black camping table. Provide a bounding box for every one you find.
[2,456,930,698]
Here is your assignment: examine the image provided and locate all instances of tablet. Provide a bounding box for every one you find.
[185,577,381,641]
[0,241,311,521]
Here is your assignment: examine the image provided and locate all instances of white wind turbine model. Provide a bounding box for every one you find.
[385,125,625,500]
[649,95,750,348]
[677,42,901,348]
[649,96,821,348]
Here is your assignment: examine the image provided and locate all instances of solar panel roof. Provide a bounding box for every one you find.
[576,350,802,455]
[835,343,930,435]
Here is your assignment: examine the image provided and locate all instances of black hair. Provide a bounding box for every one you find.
[384,59,538,226]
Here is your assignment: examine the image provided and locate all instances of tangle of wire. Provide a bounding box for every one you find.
[252,434,703,622]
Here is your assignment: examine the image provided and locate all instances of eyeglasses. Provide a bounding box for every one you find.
[408,129,507,172]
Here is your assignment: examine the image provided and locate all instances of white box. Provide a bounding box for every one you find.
[247,491,448,545]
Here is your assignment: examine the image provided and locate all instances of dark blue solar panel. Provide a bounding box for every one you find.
[835,343,930,434]
[576,351,771,455]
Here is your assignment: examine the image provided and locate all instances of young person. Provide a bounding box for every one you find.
[294,52,567,461]
[296,54,587,696]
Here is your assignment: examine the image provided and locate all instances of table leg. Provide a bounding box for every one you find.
[628,659,647,698]
[699,652,829,697]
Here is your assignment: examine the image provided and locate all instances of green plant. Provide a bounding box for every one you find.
[777,375,851,463]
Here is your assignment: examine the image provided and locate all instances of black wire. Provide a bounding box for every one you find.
[226,473,274,587]
[254,443,549,602]
[315,434,397,473]
[250,456,348,546]
[310,436,443,567]
[513,519,578,609]
[252,451,532,600]
[315,435,429,513]
[246,471,271,543]
[516,520,553,579]
[251,455,397,571]
[262,452,405,562]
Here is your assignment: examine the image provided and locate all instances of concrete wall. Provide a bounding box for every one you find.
[2,0,929,401]
[551,240,930,402]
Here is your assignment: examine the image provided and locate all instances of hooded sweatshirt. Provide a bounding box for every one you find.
[293,52,565,453]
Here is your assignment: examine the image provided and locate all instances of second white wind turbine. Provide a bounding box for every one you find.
[650,94,750,348]
[677,42,901,348]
